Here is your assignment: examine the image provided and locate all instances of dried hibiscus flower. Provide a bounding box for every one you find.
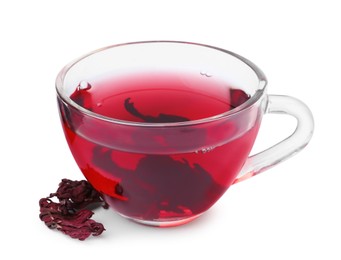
[39,179,107,240]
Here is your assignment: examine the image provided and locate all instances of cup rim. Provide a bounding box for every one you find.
[56,40,267,127]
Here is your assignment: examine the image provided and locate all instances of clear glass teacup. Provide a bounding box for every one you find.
[56,41,314,227]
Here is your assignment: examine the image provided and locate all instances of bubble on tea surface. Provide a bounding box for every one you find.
[78,81,92,90]
[200,71,212,77]
[195,146,215,154]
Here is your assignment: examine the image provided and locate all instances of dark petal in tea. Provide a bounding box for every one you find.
[91,147,225,220]
[229,89,250,108]
[124,97,190,123]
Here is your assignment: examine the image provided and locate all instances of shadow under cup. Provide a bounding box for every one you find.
[56,41,310,227]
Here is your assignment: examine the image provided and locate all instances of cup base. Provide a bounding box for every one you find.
[118,212,202,227]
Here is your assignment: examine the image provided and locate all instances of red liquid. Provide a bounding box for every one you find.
[58,72,261,225]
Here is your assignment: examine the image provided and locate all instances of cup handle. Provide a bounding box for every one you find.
[233,95,314,184]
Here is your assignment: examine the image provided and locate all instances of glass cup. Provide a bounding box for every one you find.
[56,41,314,227]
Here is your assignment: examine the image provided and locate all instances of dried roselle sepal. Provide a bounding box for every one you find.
[59,220,105,241]
[56,210,105,240]
[39,179,108,240]
[39,198,105,240]
[49,178,108,210]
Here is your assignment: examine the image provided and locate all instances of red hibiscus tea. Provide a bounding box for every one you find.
[58,71,261,226]
[56,41,314,228]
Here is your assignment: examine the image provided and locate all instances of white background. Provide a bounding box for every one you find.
[1,0,340,259]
